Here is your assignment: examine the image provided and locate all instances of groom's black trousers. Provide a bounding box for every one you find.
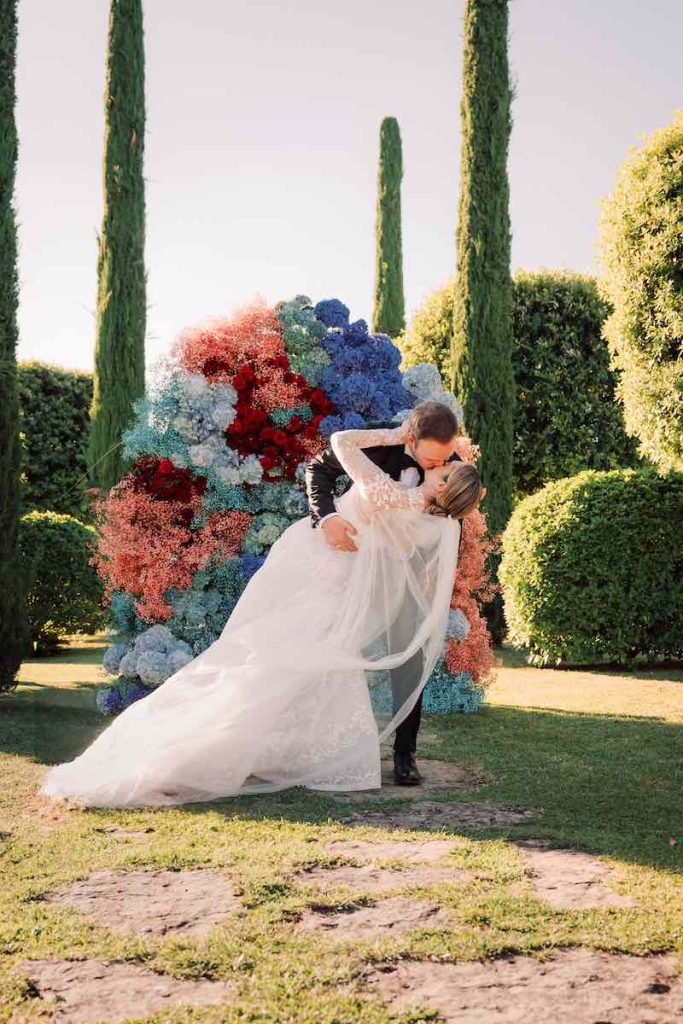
[391,645,424,755]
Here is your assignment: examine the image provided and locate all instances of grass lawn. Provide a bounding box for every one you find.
[1,638,682,1022]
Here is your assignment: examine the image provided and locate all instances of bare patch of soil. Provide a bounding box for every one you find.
[333,759,484,801]
[323,838,459,864]
[294,862,467,894]
[14,958,232,1024]
[515,840,638,909]
[368,949,683,1023]
[44,868,242,937]
[342,800,535,831]
[296,895,454,941]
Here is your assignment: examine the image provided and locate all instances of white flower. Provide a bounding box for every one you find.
[183,373,209,399]
[188,443,215,468]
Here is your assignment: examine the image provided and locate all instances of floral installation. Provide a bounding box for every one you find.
[93,295,497,715]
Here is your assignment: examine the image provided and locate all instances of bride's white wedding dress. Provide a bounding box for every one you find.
[41,426,461,808]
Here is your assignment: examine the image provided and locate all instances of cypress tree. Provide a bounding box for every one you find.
[0,0,29,689]
[372,117,406,337]
[89,0,147,491]
[451,0,514,637]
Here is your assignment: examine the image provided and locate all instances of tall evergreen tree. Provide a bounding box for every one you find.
[372,117,406,337]
[0,0,29,690]
[452,0,514,532]
[452,0,514,637]
[89,0,147,491]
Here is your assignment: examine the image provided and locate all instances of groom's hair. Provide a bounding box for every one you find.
[409,401,460,443]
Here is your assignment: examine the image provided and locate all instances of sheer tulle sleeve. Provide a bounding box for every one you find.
[330,427,425,513]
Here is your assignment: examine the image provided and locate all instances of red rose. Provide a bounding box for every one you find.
[260,455,277,472]
[287,416,303,432]
[158,459,174,475]
[263,445,279,458]
[272,430,289,447]
[303,425,318,440]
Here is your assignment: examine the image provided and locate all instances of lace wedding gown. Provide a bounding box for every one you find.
[41,427,461,808]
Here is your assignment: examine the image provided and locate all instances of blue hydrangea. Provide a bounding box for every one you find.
[112,624,197,692]
[137,650,172,687]
[278,297,331,385]
[244,512,290,555]
[314,299,350,328]
[445,609,471,642]
[400,363,464,428]
[421,662,485,714]
[96,678,152,716]
[318,411,366,438]
[240,552,267,582]
[102,642,129,676]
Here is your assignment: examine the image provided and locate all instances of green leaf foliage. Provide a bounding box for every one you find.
[372,116,405,338]
[399,271,640,498]
[18,362,93,515]
[89,0,147,490]
[597,111,683,473]
[452,0,514,539]
[500,469,683,666]
[0,0,29,690]
[20,511,105,654]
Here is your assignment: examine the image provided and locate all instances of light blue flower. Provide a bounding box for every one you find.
[445,609,471,642]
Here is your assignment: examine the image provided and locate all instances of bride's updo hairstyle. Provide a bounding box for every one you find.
[426,463,483,520]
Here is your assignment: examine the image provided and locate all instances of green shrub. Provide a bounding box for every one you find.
[20,511,104,653]
[18,362,92,516]
[597,112,683,473]
[500,469,683,666]
[399,271,640,497]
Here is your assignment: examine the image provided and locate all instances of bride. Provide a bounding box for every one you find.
[41,423,483,808]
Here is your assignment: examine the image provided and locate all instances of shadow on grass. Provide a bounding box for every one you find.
[5,686,680,874]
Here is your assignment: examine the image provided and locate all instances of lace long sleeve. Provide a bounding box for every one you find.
[329,427,426,513]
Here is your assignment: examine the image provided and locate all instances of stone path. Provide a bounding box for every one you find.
[44,868,242,937]
[15,958,232,1024]
[515,839,638,909]
[323,837,460,864]
[297,895,454,940]
[30,754,656,1021]
[333,758,485,801]
[294,861,467,894]
[368,948,683,1023]
[342,799,536,830]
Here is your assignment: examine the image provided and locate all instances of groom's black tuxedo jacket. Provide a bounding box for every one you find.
[305,420,464,530]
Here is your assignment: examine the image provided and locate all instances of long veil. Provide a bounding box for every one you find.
[41,490,460,807]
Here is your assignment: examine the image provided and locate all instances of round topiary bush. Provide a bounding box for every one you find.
[399,271,639,498]
[500,469,683,666]
[598,112,683,474]
[20,511,105,653]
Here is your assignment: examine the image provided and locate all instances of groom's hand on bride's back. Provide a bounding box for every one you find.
[322,515,359,552]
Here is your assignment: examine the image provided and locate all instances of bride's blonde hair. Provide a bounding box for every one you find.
[426,463,483,519]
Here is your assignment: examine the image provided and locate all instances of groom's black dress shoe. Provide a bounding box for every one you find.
[393,751,422,786]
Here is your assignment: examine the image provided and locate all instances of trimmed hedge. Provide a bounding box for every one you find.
[21,511,104,653]
[598,112,683,473]
[18,362,92,516]
[399,271,640,497]
[500,469,683,666]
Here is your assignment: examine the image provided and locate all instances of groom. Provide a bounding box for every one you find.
[305,401,462,786]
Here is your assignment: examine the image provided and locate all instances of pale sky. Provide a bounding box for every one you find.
[15,1,683,372]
